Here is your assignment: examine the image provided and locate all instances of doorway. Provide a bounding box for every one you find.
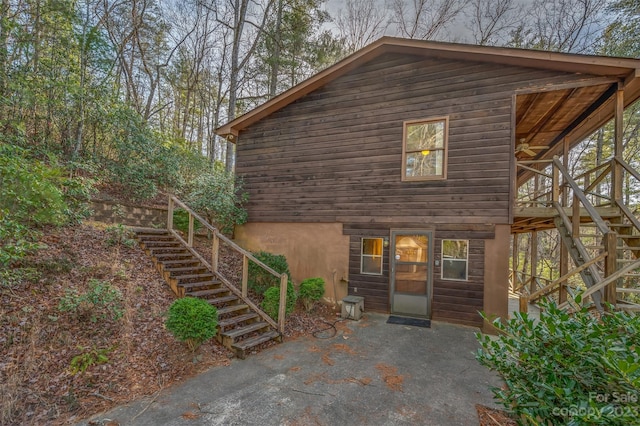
[390,230,433,317]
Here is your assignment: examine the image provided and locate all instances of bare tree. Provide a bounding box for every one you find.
[466,0,520,46]
[508,0,608,53]
[335,0,388,53]
[388,0,469,40]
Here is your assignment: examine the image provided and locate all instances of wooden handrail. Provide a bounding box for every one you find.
[168,195,288,333]
[560,259,640,309]
[552,157,611,235]
[615,156,640,182]
[527,253,607,301]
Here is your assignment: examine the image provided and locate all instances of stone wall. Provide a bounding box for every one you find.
[90,199,167,228]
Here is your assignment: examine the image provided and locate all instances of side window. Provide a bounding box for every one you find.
[402,117,448,181]
[442,239,468,281]
[361,238,383,275]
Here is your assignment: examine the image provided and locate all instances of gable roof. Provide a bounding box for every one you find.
[216,36,640,140]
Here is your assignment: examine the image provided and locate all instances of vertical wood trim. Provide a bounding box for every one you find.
[188,213,194,247]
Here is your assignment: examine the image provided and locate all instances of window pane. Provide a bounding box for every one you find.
[362,255,382,274]
[442,240,468,259]
[362,238,382,256]
[395,235,428,262]
[405,150,443,178]
[406,121,445,151]
[362,238,383,275]
[443,259,467,280]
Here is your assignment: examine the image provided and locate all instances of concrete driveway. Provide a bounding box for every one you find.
[81,313,502,426]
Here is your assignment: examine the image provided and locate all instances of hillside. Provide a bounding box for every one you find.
[1,222,236,425]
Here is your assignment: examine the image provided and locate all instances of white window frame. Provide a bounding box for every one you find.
[441,239,468,281]
[361,237,383,275]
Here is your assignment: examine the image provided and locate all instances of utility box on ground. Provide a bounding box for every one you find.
[341,295,364,320]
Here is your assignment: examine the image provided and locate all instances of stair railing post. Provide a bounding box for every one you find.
[519,295,529,313]
[242,255,248,297]
[188,212,194,247]
[212,233,219,273]
[604,231,618,306]
[278,273,288,333]
[552,163,559,203]
[167,196,174,231]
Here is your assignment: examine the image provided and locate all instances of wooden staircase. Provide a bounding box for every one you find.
[134,228,281,359]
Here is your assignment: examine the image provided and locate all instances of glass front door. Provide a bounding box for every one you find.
[390,230,433,317]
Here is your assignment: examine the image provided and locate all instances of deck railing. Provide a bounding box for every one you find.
[167,195,289,333]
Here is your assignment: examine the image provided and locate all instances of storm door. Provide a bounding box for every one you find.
[390,230,433,317]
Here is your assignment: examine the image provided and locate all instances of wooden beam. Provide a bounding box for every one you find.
[613,88,624,201]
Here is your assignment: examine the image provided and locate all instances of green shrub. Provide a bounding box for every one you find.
[172,208,202,234]
[70,346,112,375]
[248,251,291,295]
[165,297,218,352]
[58,279,124,323]
[299,277,325,312]
[476,300,640,425]
[184,164,248,234]
[261,281,297,321]
[105,224,136,248]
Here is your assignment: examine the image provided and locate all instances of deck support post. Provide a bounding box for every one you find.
[604,232,618,307]
[559,139,569,303]
[612,86,624,202]
[530,231,538,295]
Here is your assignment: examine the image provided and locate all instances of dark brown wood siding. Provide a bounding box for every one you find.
[235,53,596,325]
[343,223,493,326]
[236,53,592,225]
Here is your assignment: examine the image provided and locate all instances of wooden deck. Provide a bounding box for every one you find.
[512,206,621,233]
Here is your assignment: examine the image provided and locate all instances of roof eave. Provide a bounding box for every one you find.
[215,37,640,138]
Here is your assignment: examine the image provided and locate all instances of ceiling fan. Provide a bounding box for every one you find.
[515,141,549,156]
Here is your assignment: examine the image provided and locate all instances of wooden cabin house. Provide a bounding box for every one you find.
[217,37,640,330]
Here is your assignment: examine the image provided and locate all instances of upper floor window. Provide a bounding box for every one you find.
[402,117,448,181]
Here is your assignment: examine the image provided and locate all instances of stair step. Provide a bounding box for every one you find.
[179,280,221,291]
[218,313,260,329]
[166,266,208,273]
[161,259,200,266]
[153,253,193,260]
[149,246,189,253]
[217,304,250,316]
[141,240,182,247]
[206,295,240,306]
[221,321,270,340]
[172,273,215,281]
[232,331,281,359]
[185,287,229,298]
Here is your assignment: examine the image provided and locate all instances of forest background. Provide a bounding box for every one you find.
[2,0,640,274]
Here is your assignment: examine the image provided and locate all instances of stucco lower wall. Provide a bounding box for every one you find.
[234,223,350,305]
[482,224,510,333]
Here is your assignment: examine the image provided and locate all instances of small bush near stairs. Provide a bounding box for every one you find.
[261,281,297,321]
[165,297,218,352]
